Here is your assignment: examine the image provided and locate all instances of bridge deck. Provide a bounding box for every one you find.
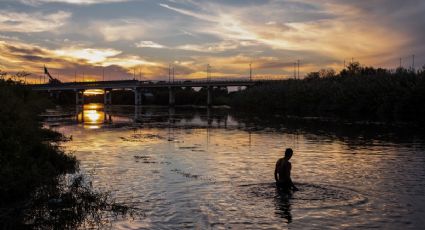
[29,79,277,91]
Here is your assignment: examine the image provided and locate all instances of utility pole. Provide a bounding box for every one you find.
[172,67,175,82]
[412,54,415,70]
[249,62,252,81]
[293,62,296,79]
[297,60,300,79]
[133,68,136,80]
[139,66,142,81]
[169,64,171,82]
[207,64,210,82]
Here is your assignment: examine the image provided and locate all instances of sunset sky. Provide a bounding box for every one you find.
[0,0,424,82]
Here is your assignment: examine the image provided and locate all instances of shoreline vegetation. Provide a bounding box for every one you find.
[0,76,141,229]
[230,63,425,124]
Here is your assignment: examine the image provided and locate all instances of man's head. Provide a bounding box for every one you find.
[284,148,293,159]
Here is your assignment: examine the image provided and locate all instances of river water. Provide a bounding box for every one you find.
[45,103,425,229]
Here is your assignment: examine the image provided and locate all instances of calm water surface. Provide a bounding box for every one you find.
[45,104,425,229]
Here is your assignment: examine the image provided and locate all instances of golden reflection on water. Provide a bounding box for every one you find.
[77,103,106,129]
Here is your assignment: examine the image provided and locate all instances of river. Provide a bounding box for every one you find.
[44,103,425,229]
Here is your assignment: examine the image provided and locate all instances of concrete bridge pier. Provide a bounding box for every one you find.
[134,105,142,121]
[104,89,112,105]
[168,106,175,123]
[207,106,212,125]
[207,86,212,106]
[75,105,84,123]
[134,88,142,105]
[103,105,112,124]
[75,105,81,122]
[75,89,85,105]
[169,87,175,106]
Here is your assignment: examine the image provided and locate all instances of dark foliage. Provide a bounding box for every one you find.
[0,76,141,228]
[230,63,425,124]
[0,79,77,204]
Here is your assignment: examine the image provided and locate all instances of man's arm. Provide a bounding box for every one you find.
[288,162,299,191]
[289,178,299,191]
[274,159,281,182]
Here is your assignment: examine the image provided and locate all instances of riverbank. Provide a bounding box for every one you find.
[230,63,425,124]
[0,79,76,227]
[0,79,139,228]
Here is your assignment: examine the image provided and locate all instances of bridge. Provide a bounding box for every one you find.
[30,79,270,106]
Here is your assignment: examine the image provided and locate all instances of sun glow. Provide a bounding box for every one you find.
[54,48,121,64]
[84,89,105,95]
[76,103,106,129]
[85,109,101,122]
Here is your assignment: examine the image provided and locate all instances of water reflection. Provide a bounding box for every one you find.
[49,104,425,229]
[76,104,112,129]
[274,191,292,223]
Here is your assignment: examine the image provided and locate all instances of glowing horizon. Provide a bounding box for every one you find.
[0,0,424,83]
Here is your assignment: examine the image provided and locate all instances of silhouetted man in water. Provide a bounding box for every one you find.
[275,148,299,192]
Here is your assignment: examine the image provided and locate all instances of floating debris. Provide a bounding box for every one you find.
[133,155,150,160]
[133,155,157,164]
[170,168,216,183]
[178,146,198,149]
[171,169,199,179]
[121,133,165,142]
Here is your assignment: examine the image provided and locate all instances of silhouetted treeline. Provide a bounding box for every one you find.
[230,63,425,123]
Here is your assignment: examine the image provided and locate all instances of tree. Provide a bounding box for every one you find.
[319,68,336,78]
[0,70,7,80]
[305,72,320,80]
[346,62,361,75]
[12,71,31,83]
